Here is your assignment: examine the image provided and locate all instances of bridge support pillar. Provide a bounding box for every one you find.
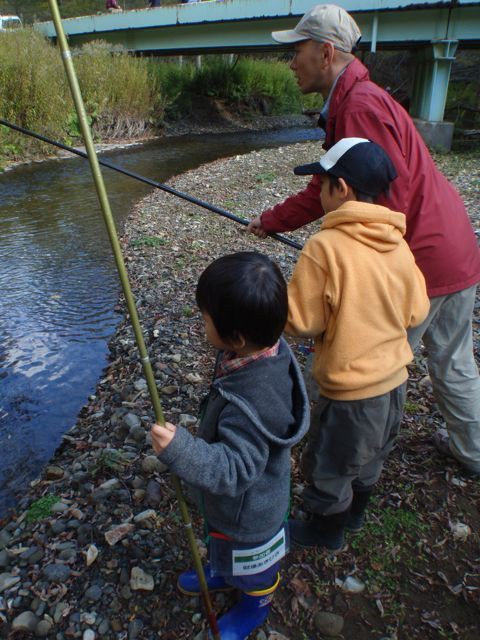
[411,40,458,150]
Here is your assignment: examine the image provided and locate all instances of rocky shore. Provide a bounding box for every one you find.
[0,140,479,640]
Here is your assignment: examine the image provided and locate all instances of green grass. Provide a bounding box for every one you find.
[26,495,60,523]
[350,505,429,597]
[90,449,131,477]
[404,400,421,414]
[131,235,169,248]
[255,171,277,183]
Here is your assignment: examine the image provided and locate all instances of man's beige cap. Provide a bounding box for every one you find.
[272,4,362,53]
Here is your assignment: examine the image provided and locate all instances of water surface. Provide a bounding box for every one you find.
[0,126,319,516]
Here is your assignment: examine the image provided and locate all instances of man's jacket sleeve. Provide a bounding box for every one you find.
[260,175,325,234]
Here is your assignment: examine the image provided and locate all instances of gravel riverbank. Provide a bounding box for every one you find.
[0,140,479,640]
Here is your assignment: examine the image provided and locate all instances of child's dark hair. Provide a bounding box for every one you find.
[196,252,287,348]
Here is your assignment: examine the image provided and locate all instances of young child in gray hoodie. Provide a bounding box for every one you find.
[151,251,309,640]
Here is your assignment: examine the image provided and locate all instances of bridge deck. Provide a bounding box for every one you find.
[36,0,480,54]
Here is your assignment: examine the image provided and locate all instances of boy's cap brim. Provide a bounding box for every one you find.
[294,162,326,175]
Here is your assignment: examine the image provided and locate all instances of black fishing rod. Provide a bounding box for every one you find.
[0,118,303,252]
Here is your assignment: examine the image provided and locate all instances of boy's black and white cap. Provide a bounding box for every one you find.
[294,138,398,198]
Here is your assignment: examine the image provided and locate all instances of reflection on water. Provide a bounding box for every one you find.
[0,126,320,516]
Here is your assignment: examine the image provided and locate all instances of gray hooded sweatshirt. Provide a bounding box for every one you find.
[158,337,310,542]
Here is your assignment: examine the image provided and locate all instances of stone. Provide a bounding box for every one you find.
[80,612,96,625]
[335,576,365,594]
[53,601,70,623]
[133,489,146,504]
[419,374,432,389]
[45,465,64,480]
[185,373,202,384]
[104,523,135,546]
[130,567,154,591]
[111,619,123,632]
[58,548,77,562]
[50,521,67,536]
[50,502,69,513]
[123,413,141,429]
[450,521,471,540]
[145,480,162,507]
[0,573,21,592]
[0,550,10,569]
[0,528,12,550]
[83,630,95,640]
[141,456,167,475]
[20,546,44,565]
[42,564,71,583]
[314,611,344,636]
[127,618,144,639]
[12,611,40,632]
[133,509,156,525]
[86,544,99,567]
[99,478,121,491]
[84,584,103,602]
[98,619,110,635]
[131,476,146,489]
[36,619,53,637]
[134,378,147,392]
[179,413,197,427]
[129,425,146,443]
[160,385,177,395]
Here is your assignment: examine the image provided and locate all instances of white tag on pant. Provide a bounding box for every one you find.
[231,527,287,576]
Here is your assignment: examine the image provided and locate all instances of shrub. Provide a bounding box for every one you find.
[74,41,163,138]
[0,28,66,159]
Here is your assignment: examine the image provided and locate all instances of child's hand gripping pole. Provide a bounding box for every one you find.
[47,2,220,636]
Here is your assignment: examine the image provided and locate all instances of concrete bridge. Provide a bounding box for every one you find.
[36,0,480,147]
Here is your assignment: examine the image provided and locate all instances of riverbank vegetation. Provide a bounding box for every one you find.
[1,23,478,168]
[0,28,319,168]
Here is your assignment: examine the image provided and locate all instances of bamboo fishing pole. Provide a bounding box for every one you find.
[0,118,303,252]
[46,1,220,637]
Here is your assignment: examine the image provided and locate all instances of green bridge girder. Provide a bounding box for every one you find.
[36,0,480,124]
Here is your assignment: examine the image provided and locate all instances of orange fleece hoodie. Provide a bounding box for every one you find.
[286,201,430,401]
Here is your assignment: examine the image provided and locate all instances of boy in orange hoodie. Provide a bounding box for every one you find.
[286,137,430,549]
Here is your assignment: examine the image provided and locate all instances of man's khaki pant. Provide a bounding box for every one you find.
[408,284,480,474]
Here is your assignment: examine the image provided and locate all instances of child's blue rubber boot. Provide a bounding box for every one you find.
[209,573,279,640]
[177,564,234,596]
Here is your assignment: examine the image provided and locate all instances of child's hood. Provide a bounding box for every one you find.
[321,201,406,252]
[212,337,309,448]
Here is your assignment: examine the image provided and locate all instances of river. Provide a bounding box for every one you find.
[0,126,319,517]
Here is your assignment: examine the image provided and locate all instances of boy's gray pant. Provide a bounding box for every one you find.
[301,384,406,516]
[407,284,480,474]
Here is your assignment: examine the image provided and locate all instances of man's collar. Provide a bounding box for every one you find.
[318,64,351,128]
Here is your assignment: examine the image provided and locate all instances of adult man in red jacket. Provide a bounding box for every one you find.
[248,5,480,476]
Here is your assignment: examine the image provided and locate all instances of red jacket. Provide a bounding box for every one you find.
[261,59,480,298]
